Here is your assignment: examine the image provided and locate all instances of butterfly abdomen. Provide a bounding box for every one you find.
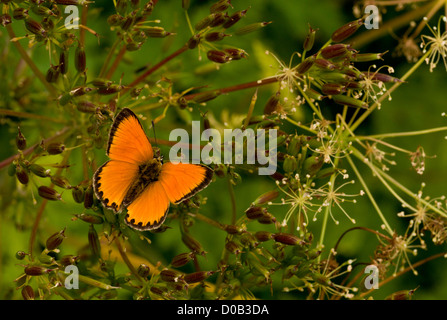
[122,159,163,206]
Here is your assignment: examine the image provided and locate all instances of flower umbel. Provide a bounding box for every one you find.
[421,16,447,72]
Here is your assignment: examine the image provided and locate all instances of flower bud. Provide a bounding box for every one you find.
[25,18,47,37]
[21,285,35,300]
[137,264,151,278]
[273,233,304,246]
[75,44,86,73]
[234,21,271,36]
[38,186,62,201]
[47,142,65,155]
[16,251,28,260]
[321,44,350,60]
[170,252,195,268]
[182,0,190,10]
[331,19,363,43]
[184,271,214,284]
[46,228,66,250]
[16,127,27,150]
[303,24,317,52]
[25,265,51,276]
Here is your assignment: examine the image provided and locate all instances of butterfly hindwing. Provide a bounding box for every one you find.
[107,108,154,163]
[125,180,170,230]
[159,162,213,204]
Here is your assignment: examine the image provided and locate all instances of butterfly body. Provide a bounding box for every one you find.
[93,108,213,231]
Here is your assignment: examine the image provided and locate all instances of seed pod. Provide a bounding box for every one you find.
[170,252,195,268]
[209,12,227,27]
[76,101,96,113]
[263,92,281,115]
[386,288,417,300]
[51,176,71,189]
[97,84,124,95]
[255,231,273,242]
[13,8,29,20]
[321,44,350,60]
[205,31,229,42]
[84,185,94,209]
[206,50,231,64]
[16,166,29,185]
[160,269,183,282]
[60,255,79,266]
[210,0,232,13]
[362,71,402,83]
[253,190,279,206]
[332,94,368,109]
[88,224,101,260]
[24,265,50,276]
[303,24,317,51]
[352,52,385,62]
[184,271,214,284]
[71,186,84,203]
[257,211,277,224]
[302,155,324,178]
[234,21,271,36]
[46,142,65,155]
[225,240,242,254]
[331,19,363,43]
[222,9,247,29]
[0,14,12,26]
[29,164,49,178]
[16,127,27,150]
[75,213,104,224]
[223,48,247,60]
[38,186,62,201]
[182,0,190,10]
[59,51,69,74]
[224,224,245,235]
[75,44,86,72]
[181,232,205,255]
[137,264,151,278]
[192,89,221,103]
[144,26,171,38]
[314,58,336,70]
[46,228,66,251]
[245,206,267,219]
[46,65,60,83]
[21,285,35,300]
[25,18,47,37]
[273,233,304,246]
[296,55,315,74]
[321,83,345,96]
[283,155,298,173]
[187,33,201,49]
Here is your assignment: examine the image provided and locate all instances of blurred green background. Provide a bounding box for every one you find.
[1,0,446,299]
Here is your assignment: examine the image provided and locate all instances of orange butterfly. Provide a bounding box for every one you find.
[93,108,213,231]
